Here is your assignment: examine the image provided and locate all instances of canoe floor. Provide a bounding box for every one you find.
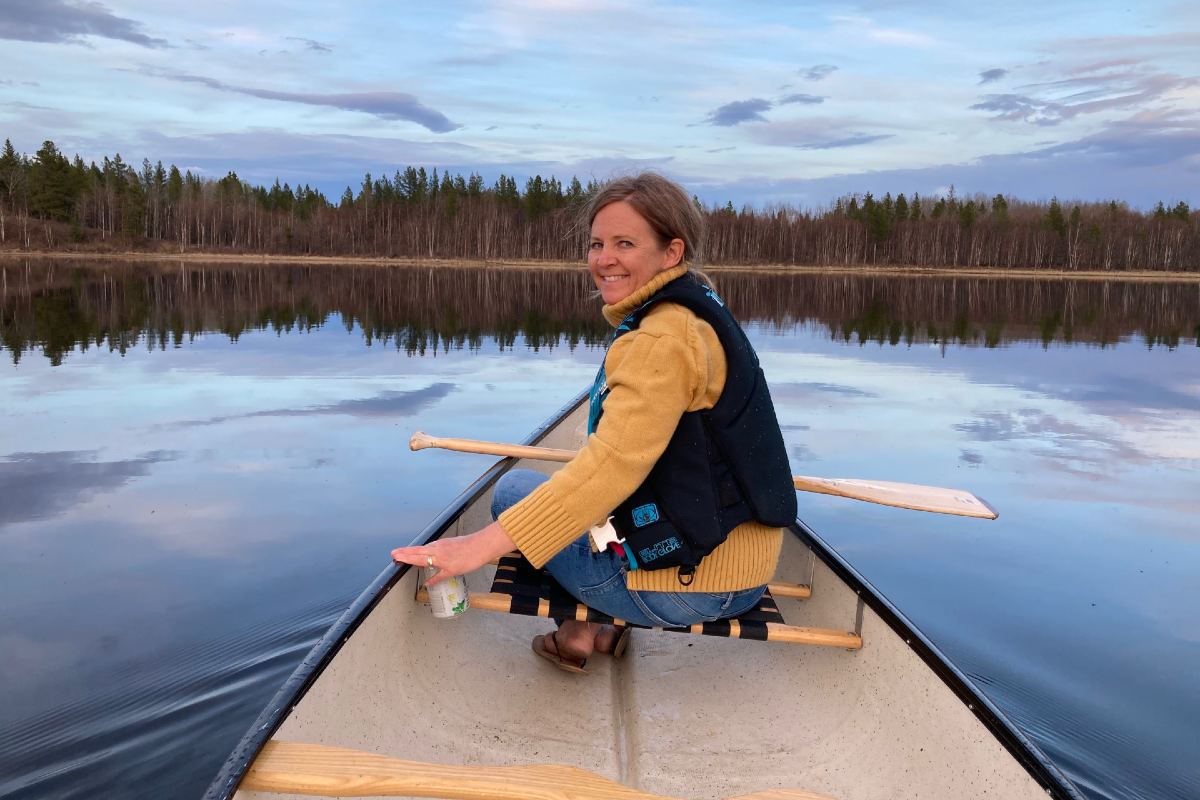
[236,403,1049,800]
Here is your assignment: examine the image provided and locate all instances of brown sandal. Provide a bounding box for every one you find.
[596,625,631,659]
[531,632,588,674]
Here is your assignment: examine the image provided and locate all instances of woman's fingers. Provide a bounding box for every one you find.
[391,547,450,585]
[390,546,430,565]
[390,527,509,581]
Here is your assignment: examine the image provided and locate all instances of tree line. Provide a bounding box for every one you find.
[1,137,1196,271]
[5,262,1196,366]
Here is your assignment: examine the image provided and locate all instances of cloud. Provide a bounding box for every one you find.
[436,51,515,67]
[970,93,1063,125]
[802,134,894,149]
[1048,30,1200,56]
[800,64,837,81]
[176,383,455,427]
[680,108,1198,210]
[285,36,332,53]
[868,27,936,48]
[0,0,167,48]
[705,98,773,126]
[0,450,179,526]
[747,118,894,150]
[978,68,1008,84]
[1065,58,1143,76]
[146,70,459,132]
[972,65,1199,126]
[778,93,824,106]
[832,15,936,48]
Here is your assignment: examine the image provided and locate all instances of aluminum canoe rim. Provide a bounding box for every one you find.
[204,388,1081,800]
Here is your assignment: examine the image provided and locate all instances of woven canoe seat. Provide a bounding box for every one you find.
[440,552,862,649]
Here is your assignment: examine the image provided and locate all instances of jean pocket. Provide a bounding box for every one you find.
[577,568,629,604]
[724,586,767,618]
[664,591,732,624]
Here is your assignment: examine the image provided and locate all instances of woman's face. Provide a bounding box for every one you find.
[588,200,684,305]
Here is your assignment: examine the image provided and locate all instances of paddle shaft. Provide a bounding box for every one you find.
[409,432,998,520]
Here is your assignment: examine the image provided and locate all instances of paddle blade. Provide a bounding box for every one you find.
[793,476,998,519]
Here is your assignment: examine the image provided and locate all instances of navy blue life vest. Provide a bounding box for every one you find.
[588,273,796,584]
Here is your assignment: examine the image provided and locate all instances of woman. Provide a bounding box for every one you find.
[392,173,795,672]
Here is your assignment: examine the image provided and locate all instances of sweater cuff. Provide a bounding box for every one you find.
[498,483,580,568]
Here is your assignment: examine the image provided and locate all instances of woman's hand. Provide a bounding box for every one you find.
[391,520,517,586]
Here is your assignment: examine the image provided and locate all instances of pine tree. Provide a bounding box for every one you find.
[29,139,75,221]
[0,138,27,208]
[1045,197,1066,235]
[909,192,923,220]
[959,200,978,229]
[991,194,1008,218]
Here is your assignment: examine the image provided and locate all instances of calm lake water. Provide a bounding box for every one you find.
[1,259,1198,800]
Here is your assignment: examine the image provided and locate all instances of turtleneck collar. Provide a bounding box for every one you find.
[601,265,690,327]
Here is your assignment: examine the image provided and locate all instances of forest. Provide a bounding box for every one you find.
[1,137,1196,271]
[5,262,1196,366]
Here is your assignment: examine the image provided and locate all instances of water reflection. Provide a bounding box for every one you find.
[170,382,456,428]
[2,260,1197,364]
[0,259,1197,800]
[0,450,180,526]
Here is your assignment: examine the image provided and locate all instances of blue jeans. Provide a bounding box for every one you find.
[490,469,765,628]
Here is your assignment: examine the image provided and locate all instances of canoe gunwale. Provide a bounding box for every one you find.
[203,389,590,800]
[791,521,1083,800]
[206,387,1082,800]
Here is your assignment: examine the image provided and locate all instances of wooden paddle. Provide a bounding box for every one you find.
[242,739,837,799]
[410,431,998,520]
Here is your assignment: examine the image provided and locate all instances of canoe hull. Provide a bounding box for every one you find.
[209,392,1079,800]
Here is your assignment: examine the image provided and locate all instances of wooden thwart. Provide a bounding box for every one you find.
[242,740,837,800]
[417,553,862,650]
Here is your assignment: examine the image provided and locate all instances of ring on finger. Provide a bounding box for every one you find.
[426,555,435,568]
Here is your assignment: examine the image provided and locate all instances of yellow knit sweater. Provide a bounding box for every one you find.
[498,266,784,592]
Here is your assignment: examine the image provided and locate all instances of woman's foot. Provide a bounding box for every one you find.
[533,622,630,672]
[593,624,631,658]
[532,632,588,673]
[534,620,632,672]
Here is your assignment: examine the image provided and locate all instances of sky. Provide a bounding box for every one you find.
[0,0,1198,210]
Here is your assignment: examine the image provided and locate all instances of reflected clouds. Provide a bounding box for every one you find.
[1060,377,1200,413]
[0,450,180,526]
[173,383,455,428]
[771,381,878,401]
[954,407,1162,478]
[790,443,818,462]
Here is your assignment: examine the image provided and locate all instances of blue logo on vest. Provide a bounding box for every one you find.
[632,503,660,527]
[704,288,725,307]
[638,536,681,564]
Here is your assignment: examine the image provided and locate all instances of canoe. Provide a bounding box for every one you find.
[205,390,1082,800]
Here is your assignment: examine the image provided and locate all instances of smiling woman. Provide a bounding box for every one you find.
[586,176,701,305]
[392,172,797,670]
[588,199,683,305]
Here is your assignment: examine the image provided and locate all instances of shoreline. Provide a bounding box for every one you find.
[3,249,1199,282]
